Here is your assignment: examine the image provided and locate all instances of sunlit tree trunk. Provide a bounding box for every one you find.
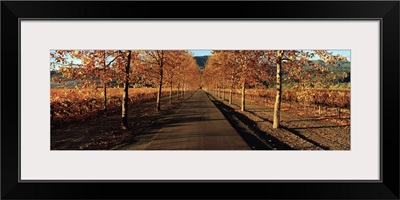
[169,80,173,104]
[177,83,180,99]
[121,50,132,130]
[273,50,283,129]
[241,80,246,111]
[156,75,163,111]
[229,88,233,104]
[222,75,225,100]
[156,59,164,111]
[229,70,235,104]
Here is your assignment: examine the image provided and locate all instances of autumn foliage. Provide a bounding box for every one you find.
[202,50,350,128]
[51,50,201,130]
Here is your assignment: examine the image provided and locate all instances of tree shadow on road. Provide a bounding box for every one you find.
[207,93,293,150]
[246,110,331,150]
[111,100,189,150]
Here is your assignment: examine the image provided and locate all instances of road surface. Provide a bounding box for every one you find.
[146,89,251,150]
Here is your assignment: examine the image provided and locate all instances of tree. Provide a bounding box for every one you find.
[181,54,201,95]
[51,50,122,113]
[143,50,200,110]
[204,51,238,102]
[266,50,348,128]
[164,51,186,103]
[203,52,222,97]
[51,50,140,130]
[146,50,167,111]
[119,50,132,130]
[272,50,283,128]
[96,50,122,113]
[93,50,139,130]
[226,51,238,105]
[232,50,268,111]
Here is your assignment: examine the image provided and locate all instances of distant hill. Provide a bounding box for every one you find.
[309,60,350,69]
[194,56,209,69]
[50,70,57,77]
[301,60,351,83]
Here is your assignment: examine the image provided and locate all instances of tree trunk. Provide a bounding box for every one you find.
[222,76,225,100]
[103,51,107,114]
[177,84,180,99]
[156,61,164,111]
[121,50,132,130]
[241,81,246,111]
[103,82,107,113]
[103,52,108,114]
[229,88,232,104]
[273,50,283,129]
[183,81,185,98]
[156,84,162,111]
[229,73,234,104]
[169,81,173,104]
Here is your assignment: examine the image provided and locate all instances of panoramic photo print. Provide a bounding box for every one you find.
[50,50,350,150]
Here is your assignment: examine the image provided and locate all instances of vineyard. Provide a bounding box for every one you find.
[51,88,190,127]
[209,88,350,124]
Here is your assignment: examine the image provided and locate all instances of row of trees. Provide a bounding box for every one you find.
[202,50,348,128]
[51,50,201,130]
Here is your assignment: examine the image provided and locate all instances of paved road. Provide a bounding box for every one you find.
[146,89,251,150]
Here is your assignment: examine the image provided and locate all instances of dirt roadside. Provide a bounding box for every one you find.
[207,92,350,150]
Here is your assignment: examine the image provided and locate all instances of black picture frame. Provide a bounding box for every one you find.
[1,1,399,199]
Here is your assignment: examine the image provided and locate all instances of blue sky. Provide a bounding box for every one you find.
[305,50,351,61]
[190,50,213,57]
[190,50,350,61]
